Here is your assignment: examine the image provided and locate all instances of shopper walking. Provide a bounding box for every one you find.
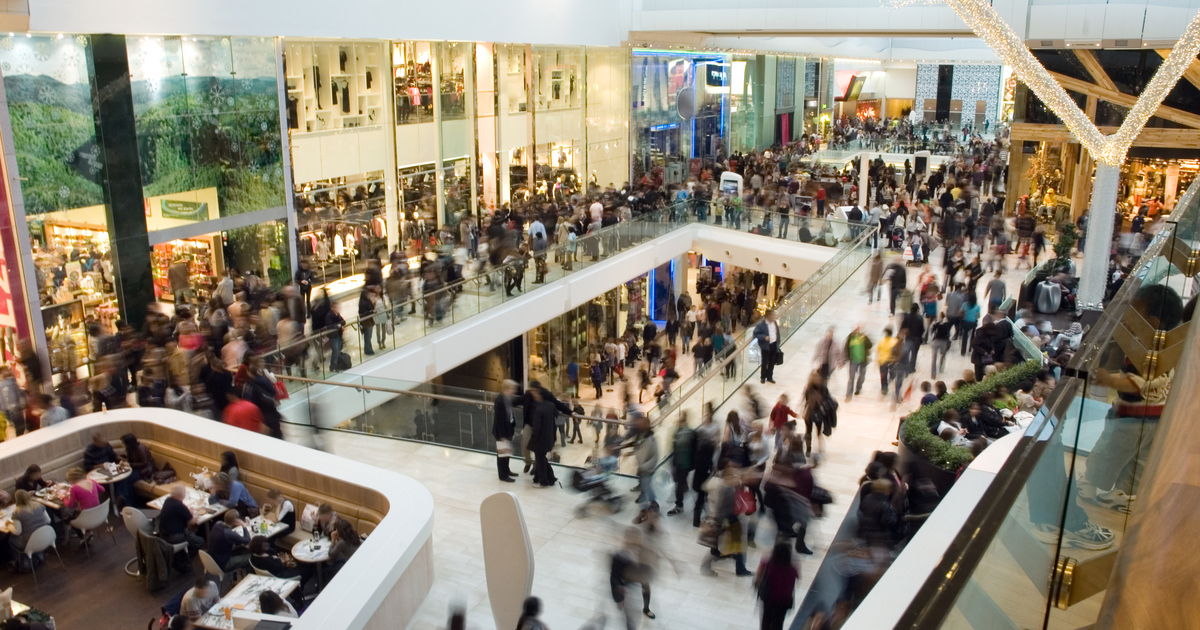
[930,312,953,378]
[668,413,696,517]
[844,326,872,401]
[611,526,658,628]
[755,542,800,630]
[877,327,898,395]
[357,287,376,356]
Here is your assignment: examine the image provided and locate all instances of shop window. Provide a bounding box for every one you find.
[439,42,469,121]
[393,41,434,125]
[0,33,119,379]
[282,40,385,134]
[295,171,387,287]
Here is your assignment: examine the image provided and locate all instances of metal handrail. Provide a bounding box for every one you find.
[275,374,629,426]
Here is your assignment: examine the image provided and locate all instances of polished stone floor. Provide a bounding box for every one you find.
[298,245,1032,630]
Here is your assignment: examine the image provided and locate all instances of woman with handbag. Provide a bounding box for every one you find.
[699,460,752,577]
[801,371,831,455]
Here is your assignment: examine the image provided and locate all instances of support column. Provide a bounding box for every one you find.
[89,34,152,328]
[382,42,400,255]
[432,46,445,228]
[1165,163,1180,208]
[274,38,299,278]
[859,151,870,209]
[1077,163,1119,312]
[1070,145,1093,221]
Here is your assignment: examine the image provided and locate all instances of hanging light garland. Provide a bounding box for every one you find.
[886,0,1200,166]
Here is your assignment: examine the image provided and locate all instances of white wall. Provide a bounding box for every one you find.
[29,0,623,46]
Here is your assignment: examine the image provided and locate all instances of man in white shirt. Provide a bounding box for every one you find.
[528,218,547,244]
[753,310,781,384]
[589,200,603,223]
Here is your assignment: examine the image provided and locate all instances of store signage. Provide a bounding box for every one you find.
[706,65,728,87]
[649,123,678,132]
[161,199,210,221]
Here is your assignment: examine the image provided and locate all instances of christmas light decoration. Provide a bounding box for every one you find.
[886,0,1200,166]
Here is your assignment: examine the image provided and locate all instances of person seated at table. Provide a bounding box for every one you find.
[82,432,121,470]
[158,485,204,555]
[261,489,295,539]
[207,472,258,517]
[64,467,101,511]
[180,575,220,620]
[121,434,156,484]
[258,590,298,618]
[165,616,193,630]
[327,518,362,577]
[219,451,241,483]
[311,503,337,539]
[10,490,51,569]
[15,465,50,493]
[208,510,252,573]
[248,535,312,583]
[82,433,134,507]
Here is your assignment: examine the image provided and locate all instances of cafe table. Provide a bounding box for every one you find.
[31,482,71,511]
[291,536,332,588]
[237,516,289,539]
[87,463,132,517]
[0,505,17,534]
[194,574,300,630]
[147,484,228,526]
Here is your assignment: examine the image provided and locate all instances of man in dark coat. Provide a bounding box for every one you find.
[492,379,519,482]
[527,388,559,487]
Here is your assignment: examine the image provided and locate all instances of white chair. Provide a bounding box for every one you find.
[22,525,64,585]
[253,566,273,577]
[70,499,115,558]
[199,550,229,592]
[121,507,189,576]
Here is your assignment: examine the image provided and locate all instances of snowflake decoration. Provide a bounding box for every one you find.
[75,36,87,47]
[211,106,219,115]
[146,78,160,94]
[60,48,80,68]
[241,79,253,92]
[16,47,30,63]
[165,60,172,70]
[221,38,229,45]
[249,162,260,173]
[58,186,69,198]
[226,96,234,106]
[0,37,12,51]
[231,142,240,153]
[36,85,57,104]
[260,121,268,131]
[50,109,61,121]
[33,43,51,62]
[15,63,30,75]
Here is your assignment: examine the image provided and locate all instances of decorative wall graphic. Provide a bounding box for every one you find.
[915,63,1000,125]
[776,57,796,110]
[804,60,819,99]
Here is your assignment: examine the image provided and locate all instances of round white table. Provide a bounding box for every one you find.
[291,538,331,587]
[87,466,131,517]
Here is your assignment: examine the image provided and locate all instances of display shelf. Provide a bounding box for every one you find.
[284,40,386,134]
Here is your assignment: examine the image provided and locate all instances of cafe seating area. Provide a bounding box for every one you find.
[0,409,435,630]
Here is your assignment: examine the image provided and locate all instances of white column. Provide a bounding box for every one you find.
[1077,163,1119,312]
[1166,163,1180,208]
[274,37,299,279]
[382,42,400,255]
[859,151,870,208]
[432,45,445,228]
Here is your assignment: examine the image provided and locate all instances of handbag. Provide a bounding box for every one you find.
[775,349,784,365]
[810,486,833,506]
[698,519,719,549]
[274,381,290,401]
[152,461,177,485]
[496,439,513,456]
[734,485,757,516]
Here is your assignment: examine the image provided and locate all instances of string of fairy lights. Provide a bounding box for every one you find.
[885,0,1200,167]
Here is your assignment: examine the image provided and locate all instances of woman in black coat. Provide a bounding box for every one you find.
[492,380,519,482]
[970,321,999,381]
[527,389,558,487]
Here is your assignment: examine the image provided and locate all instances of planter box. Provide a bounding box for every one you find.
[898,433,959,497]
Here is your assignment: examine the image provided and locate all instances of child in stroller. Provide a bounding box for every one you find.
[571,444,625,517]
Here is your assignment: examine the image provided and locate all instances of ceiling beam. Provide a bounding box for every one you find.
[1156,49,1200,94]
[1010,123,1200,149]
[1049,71,1200,129]
[1072,49,1117,92]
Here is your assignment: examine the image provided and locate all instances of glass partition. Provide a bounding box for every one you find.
[893,175,1200,630]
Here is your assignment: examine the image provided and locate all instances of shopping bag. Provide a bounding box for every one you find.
[748,343,762,365]
[496,439,513,456]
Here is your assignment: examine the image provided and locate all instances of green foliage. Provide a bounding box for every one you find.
[8,101,105,214]
[1044,223,1078,276]
[901,358,1042,471]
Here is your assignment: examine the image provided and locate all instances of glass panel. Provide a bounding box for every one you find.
[0,33,115,380]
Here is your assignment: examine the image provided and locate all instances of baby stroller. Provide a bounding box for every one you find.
[889,225,906,250]
[570,460,625,517]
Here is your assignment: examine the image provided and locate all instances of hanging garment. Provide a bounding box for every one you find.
[332,83,338,106]
[287,96,299,130]
[314,66,322,107]
[366,71,373,89]
[340,51,347,72]
[334,233,345,257]
[342,84,350,113]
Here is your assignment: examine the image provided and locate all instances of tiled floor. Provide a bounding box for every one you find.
[298,244,1031,630]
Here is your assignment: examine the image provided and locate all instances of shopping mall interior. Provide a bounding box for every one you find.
[0,0,1195,629]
